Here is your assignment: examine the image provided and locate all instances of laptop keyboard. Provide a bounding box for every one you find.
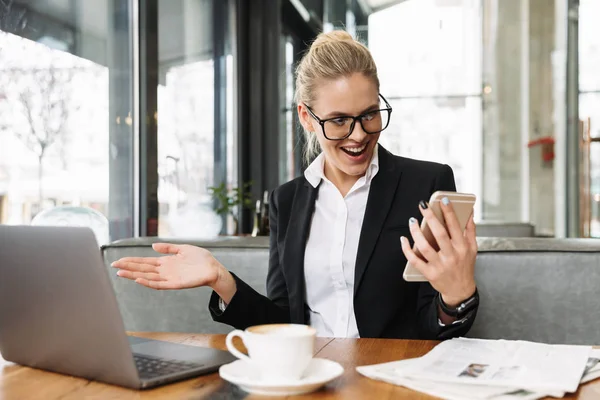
[133,354,205,380]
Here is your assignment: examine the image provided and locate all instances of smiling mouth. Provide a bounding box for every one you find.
[341,142,368,157]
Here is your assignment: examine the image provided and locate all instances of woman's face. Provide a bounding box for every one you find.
[299,73,381,179]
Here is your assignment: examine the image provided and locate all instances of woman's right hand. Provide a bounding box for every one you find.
[111,243,237,303]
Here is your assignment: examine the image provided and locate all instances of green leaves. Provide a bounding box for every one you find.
[208,181,254,217]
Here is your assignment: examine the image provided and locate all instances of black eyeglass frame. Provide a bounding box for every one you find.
[304,94,393,141]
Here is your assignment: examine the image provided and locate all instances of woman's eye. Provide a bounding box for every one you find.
[331,118,348,126]
[361,112,376,121]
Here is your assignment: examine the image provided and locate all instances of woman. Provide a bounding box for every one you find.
[113,30,479,339]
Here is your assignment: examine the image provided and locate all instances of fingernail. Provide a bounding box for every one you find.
[442,197,450,206]
[409,217,417,225]
[419,200,428,210]
[400,236,406,244]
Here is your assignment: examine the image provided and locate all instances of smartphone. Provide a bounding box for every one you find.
[402,191,476,282]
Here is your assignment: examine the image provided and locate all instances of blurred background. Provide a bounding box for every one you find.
[0,0,597,239]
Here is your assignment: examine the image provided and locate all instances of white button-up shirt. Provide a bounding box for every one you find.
[303,148,379,338]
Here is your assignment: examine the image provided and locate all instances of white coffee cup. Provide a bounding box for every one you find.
[225,323,316,382]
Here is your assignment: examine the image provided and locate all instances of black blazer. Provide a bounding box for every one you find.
[209,145,477,339]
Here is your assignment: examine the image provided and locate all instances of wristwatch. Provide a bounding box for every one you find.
[437,288,479,319]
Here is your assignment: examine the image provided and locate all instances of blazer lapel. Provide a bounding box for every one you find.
[281,179,318,323]
[354,146,403,295]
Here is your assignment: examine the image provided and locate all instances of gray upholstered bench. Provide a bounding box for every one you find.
[469,237,600,345]
[102,236,600,344]
[476,222,535,237]
[102,237,270,334]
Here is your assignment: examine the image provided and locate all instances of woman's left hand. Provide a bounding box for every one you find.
[400,197,477,307]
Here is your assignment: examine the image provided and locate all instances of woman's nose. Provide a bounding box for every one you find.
[349,120,368,141]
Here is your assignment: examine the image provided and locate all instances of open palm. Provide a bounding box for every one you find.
[111,243,220,290]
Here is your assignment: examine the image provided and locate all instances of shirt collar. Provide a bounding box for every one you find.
[304,145,380,188]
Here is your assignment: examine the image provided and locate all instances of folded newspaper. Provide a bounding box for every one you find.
[357,338,600,400]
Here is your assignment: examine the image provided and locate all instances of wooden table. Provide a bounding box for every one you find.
[1,332,599,399]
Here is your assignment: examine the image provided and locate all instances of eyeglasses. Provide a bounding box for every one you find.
[305,94,393,141]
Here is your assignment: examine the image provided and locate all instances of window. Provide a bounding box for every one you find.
[369,0,482,217]
[156,0,235,237]
[0,1,134,240]
[279,33,298,184]
[579,0,600,237]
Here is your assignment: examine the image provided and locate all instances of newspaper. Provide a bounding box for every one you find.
[403,338,591,393]
[357,359,558,400]
[357,358,561,400]
[581,349,600,384]
[357,338,594,400]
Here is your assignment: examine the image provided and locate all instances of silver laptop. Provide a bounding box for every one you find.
[0,225,236,389]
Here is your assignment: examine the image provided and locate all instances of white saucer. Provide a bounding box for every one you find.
[219,358,344,396]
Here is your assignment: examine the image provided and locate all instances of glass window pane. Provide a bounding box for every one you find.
[590,142,600,238]
[279,36,296,184]
[369,0,482,97]
[370,0,483,220]
[157,60,214,213]
[157,0,233,237]
[580,94,600,237]
[579,0,600,92]
[226,53,237,196]
[377,97,482,204]
[0,1,134,242]
[580,93,600,139]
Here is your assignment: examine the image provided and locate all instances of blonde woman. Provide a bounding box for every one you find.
[113,31,479,339]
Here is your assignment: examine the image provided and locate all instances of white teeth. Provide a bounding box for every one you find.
[343,144,366,154]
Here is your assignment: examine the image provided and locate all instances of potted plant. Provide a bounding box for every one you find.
[208,181,253,236]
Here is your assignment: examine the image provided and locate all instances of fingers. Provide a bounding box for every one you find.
[116,269,164,282]
[401,236,433,279]
[418,201,452,254]
[136,279,180,290]
[112,262,160,274]
[408,217,439,263]
[116,270,179,291]
[464,212,478,253]
[112,257,160,268]
[152,242,184,255]
[439,197,463,242]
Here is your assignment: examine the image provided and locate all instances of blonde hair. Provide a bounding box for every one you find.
[295,30,380,164]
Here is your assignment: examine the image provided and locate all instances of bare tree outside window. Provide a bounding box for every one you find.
[0,32,101,211]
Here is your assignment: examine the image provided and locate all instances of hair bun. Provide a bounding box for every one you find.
[311,30,355,49]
